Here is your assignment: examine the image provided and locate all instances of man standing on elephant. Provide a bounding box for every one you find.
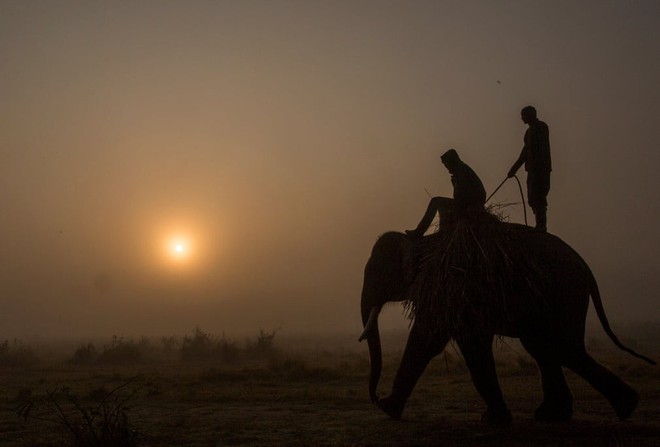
[507,105,552,232]
[406,149,486,238]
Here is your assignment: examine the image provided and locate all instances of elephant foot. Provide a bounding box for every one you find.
[612,387,639,421]
[480,408,512,426]
[534,401,572,422]
[376,395,404,420]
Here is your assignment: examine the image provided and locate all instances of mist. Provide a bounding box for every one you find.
[1,1,659,340]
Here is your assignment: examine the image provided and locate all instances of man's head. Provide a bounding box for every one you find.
[521,105,537,124]
[440,149,461,173]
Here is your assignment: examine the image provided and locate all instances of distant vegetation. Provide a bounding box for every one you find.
[63,327,281,366]
[180,326,242,363]
[0,339,40,367]
[1,325,657,372]
[70,336,145,365]
[1,327,281,368]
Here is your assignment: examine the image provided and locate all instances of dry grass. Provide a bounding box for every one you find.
[0,331,658,446]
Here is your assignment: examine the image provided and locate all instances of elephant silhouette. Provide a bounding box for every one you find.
[360,226,655,424]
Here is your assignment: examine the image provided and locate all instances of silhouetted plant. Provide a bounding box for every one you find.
[15,376,141,447]
[71,343,98,365]
[137,336,151,350]
[0,339,40,367]
[181,326,216,362]
[0,339,9,364]
[218,333,240,364]
[245,328,280,359]
[180,327,240,363]
[160,336,178,353]
[87,386,109,401]
[96,336,142,365]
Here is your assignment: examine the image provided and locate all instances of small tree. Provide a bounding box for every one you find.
[97,336,142,364]
[246,328,280,359]
[180,327,216,362]
[71,343,97,365]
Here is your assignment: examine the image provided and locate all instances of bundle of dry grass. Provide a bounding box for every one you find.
[404,210,550,337]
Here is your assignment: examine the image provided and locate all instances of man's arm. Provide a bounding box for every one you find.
[508,147,527,178]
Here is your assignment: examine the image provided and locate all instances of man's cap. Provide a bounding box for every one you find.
[441,149,460,164]
[521,105,537,118]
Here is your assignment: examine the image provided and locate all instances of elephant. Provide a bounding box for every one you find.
[359,225,655,424]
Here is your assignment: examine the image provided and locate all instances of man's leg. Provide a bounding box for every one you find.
[528,173,550,232]
[532,205,548,232]
[406,197,453,237]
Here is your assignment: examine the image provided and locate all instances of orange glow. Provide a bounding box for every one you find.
[149,217,209,272]
[165,235,194,263]
[169,238,191,259]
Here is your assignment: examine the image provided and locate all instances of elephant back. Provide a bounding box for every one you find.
[404,215,552,337]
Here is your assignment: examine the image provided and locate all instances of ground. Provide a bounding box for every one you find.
[1,332,658,446]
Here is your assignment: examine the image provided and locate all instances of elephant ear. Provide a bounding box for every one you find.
[401,237,416,286]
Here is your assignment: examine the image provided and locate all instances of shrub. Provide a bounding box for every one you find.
[71,343,98,365]
[97,336,142,365]
[88,385,109,401]
[245,328,280,359]
[15,376,141,447]
[181,327,216,362]
[179,327,238,363]
[217,334,240,364]
[0,339,40,367]
[161,336,178,353]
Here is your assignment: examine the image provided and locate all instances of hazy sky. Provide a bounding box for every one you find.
[1,1,659,338]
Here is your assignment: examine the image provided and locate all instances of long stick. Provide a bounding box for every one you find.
[513,175,528,226]
[486,177,508,203]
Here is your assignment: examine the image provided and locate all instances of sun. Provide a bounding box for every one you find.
[152,219,211,272]
[167,236,193,262]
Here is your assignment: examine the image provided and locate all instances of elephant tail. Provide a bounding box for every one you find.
[589,274,657,365]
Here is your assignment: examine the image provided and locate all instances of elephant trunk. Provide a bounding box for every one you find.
[361,300,382,403]
[359,231,415,403]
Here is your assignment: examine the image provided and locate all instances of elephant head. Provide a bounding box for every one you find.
[359,232,416,402]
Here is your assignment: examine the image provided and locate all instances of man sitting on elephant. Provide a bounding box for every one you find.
[406,149,486,238]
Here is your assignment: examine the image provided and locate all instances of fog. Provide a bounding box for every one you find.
[1,1,658,339]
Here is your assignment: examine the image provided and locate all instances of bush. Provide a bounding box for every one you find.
[218,334,240,364]
[245,328,280,359]
[0,339,40,367]
[161,336,178,353]
[97,336,142,365]
[181,327,215,362]
[180,327,239,363]
[71,343,98,365]
[15,377,141,447]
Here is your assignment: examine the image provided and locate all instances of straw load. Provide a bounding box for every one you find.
[404,211,551,338]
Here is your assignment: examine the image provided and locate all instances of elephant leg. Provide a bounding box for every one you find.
[377,321,449,419]
[564,348,639,420]
[520,337,572,421]
[456,333,512,425]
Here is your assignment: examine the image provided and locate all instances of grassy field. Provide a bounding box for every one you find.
[1,328,658,446]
